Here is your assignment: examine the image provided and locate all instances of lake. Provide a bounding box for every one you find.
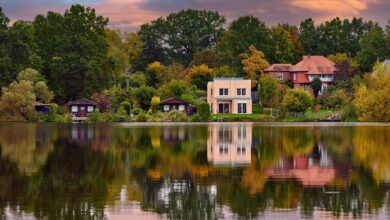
[0,122,390,219]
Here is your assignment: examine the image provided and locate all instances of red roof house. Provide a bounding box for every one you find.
[264,56,337,95]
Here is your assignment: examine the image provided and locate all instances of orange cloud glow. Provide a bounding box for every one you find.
[290,0,376,21]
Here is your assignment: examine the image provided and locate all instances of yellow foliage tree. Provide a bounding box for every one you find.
[146,61,171,85]
[353,62,390,121]
[240,45,270,87]
[184,64,214,90]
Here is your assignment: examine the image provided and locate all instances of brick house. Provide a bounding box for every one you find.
[264,56,337,95]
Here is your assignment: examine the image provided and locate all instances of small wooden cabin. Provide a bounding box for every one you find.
[34,103,51,115]
[159,97,196,116]
[67,98,97,118]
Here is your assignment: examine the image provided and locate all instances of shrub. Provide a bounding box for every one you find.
[120,101,132,115]
[190,114,202,122]
[196,102,210,121]
[326,89,350,110]
[166,110,188,122]
[341,104,358,122]
[282,89,312,113]
[131,107,142,116]
[134,112,149,122]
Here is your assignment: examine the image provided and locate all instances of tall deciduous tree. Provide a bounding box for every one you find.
[258,75,277,108]
[33,4,109,103]
[299,18,317,55]
[240,46,269,87]
[269,26,296,63]
[0,9,43,89]
[185,64,214,90]
[354,62,390,121]
[217,16,270,73]
[311,77,322,98]
[356,27,390,73]
[138,9,225,67]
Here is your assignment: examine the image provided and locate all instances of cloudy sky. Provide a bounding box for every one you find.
[1,0,389,31]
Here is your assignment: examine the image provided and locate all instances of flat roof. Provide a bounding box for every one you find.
[213,77,245,81]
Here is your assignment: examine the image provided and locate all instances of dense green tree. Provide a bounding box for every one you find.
[0,15,43,88]
[310,77,322,98]
[269,26,296,63]
[105,29,129,84]
[258,75,277,108]
[33,4,109,103]
[356,27,390,73]
[189,48,220,68]
[132,86,157,109]
[128,71,147,88]
[217,16,270,72]
[138,9,225,67]
[159,80,188,99]
[299,18,317,55]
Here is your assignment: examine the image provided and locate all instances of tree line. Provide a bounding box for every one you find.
[0,4,389,121]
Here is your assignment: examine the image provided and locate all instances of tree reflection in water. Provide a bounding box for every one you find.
[0,123,389,219]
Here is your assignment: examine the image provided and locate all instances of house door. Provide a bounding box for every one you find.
[79,106,86,117]
[218,103,230,114]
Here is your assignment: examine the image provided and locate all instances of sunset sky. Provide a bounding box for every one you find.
[1,0,389,31]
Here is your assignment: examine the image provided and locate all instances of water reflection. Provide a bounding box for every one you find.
[0,123,390,219]
[207,124,252,166]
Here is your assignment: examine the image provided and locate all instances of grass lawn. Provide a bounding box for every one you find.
[282,109,341,122]
[210,113,274,122]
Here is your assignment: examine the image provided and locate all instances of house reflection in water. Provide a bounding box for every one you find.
[207,123,252,166]
[69,124,110,150]
[268,143,335,187]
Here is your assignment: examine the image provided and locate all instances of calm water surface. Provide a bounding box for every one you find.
[1,122,390,219]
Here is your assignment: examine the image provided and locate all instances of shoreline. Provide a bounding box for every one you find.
[1,121,390,127]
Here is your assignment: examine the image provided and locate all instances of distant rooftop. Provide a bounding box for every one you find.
[213,77,244,81]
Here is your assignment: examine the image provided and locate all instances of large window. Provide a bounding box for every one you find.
[237,103,247,114]
[277,72,284,81]
[71,106,78,112]
[219,88,228,96]
[237,88,246,96]
[87,106,94,112]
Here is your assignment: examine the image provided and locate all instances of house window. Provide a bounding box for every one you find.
[163,105,170,111]
[219,144,229,155]
[211,89,213,95]
[219,88,228,96]
[277,72,283,81]
[87,106,94,112]
[293,74,297,80]
[237,88,246,96]
[179,105,185,111]
[237,145,246,155]
[238,103,247,114]
[303,84,309,91]
[321,84,328,93]
[71,106,78,112]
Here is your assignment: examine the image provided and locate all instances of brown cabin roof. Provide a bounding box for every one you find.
[292,55,336,74]
[159,97,189,105]
[67,98,97,106]
[264,64,294,72]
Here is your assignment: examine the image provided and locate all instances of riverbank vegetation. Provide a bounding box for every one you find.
[0,5,389,122]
